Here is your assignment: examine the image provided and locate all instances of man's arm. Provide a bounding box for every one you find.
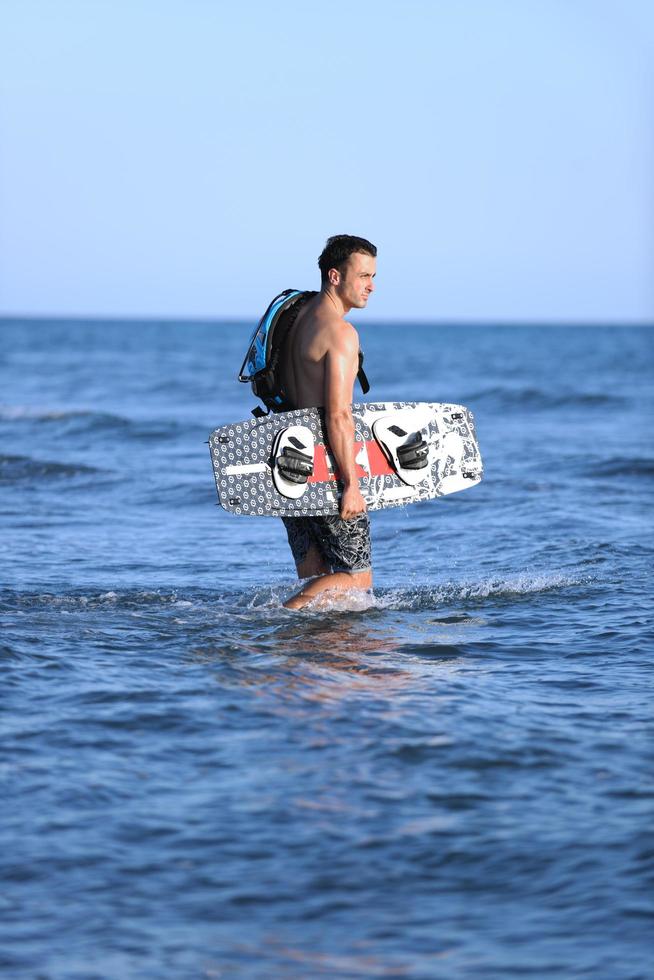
[323,325,367,520]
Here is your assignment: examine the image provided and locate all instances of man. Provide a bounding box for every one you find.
[281,235,377,610]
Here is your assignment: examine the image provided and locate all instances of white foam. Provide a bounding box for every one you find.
[452,571,589,600]
[235,569,594,617]
[367,570,593,611]
[300,588,378,613]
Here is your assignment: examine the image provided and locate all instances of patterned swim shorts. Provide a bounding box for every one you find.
[281,513,372,574]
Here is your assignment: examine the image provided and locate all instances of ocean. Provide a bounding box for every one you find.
[1,318,652,978]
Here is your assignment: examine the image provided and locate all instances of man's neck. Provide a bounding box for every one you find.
[321,285,350,318]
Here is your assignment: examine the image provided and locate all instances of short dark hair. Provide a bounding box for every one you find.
[318,235,377,284]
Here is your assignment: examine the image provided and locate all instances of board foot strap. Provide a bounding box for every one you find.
[372,408,434,487]
[271,425,315,499]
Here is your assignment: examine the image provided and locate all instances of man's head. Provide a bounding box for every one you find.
[318,234,377,310]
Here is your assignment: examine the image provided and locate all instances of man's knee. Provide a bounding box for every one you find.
[346,568,372,590]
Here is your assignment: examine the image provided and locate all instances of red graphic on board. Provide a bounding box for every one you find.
[308,440,395,484]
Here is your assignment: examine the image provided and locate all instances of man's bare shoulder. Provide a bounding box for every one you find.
[307,299,358,350]
[297,297,358,362]
[330,318,359,354]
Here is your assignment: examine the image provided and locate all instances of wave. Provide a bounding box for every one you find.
[0,405,185,441]
[469,386,625,409]
[584,457,654,479]
[0,453,102,482]
[0,405,125,424]
[0,588,196,611]
[373,572,592,610]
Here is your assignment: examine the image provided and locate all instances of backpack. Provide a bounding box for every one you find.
[238,288,370,417]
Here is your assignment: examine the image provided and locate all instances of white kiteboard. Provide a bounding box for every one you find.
[209,401,482,517]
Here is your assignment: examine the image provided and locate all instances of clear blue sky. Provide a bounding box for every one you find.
[1,0,652,322]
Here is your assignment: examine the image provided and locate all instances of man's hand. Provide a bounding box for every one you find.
[340,483,367,520]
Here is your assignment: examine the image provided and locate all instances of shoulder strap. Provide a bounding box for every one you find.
[357,351,370,395]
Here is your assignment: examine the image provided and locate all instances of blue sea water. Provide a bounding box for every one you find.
[1,318,653,979]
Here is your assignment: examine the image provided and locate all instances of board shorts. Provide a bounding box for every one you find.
[281,513,371,574]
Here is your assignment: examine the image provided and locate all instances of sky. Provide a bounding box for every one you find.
[1,0,653,323]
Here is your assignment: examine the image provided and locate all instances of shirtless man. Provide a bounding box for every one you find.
[281,235,377,610]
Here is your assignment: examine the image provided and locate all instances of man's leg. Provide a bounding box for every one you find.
[283,513,372,610]
[295,542,330,579]
[284,568,372,610]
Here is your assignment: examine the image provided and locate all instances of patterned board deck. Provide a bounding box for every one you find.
[209,401,483,517]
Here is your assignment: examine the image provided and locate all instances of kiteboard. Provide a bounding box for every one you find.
[209,401,482,517]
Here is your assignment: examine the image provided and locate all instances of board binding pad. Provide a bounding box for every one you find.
[209,401,482,517]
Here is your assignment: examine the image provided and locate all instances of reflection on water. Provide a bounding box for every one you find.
[187,595,484,714]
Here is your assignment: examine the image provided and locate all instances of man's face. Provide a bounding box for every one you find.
[336,251,376,309]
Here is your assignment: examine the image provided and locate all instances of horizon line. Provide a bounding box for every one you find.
[2,313,653,329]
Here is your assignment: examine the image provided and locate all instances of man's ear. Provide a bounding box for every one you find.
[328,268,340,286]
